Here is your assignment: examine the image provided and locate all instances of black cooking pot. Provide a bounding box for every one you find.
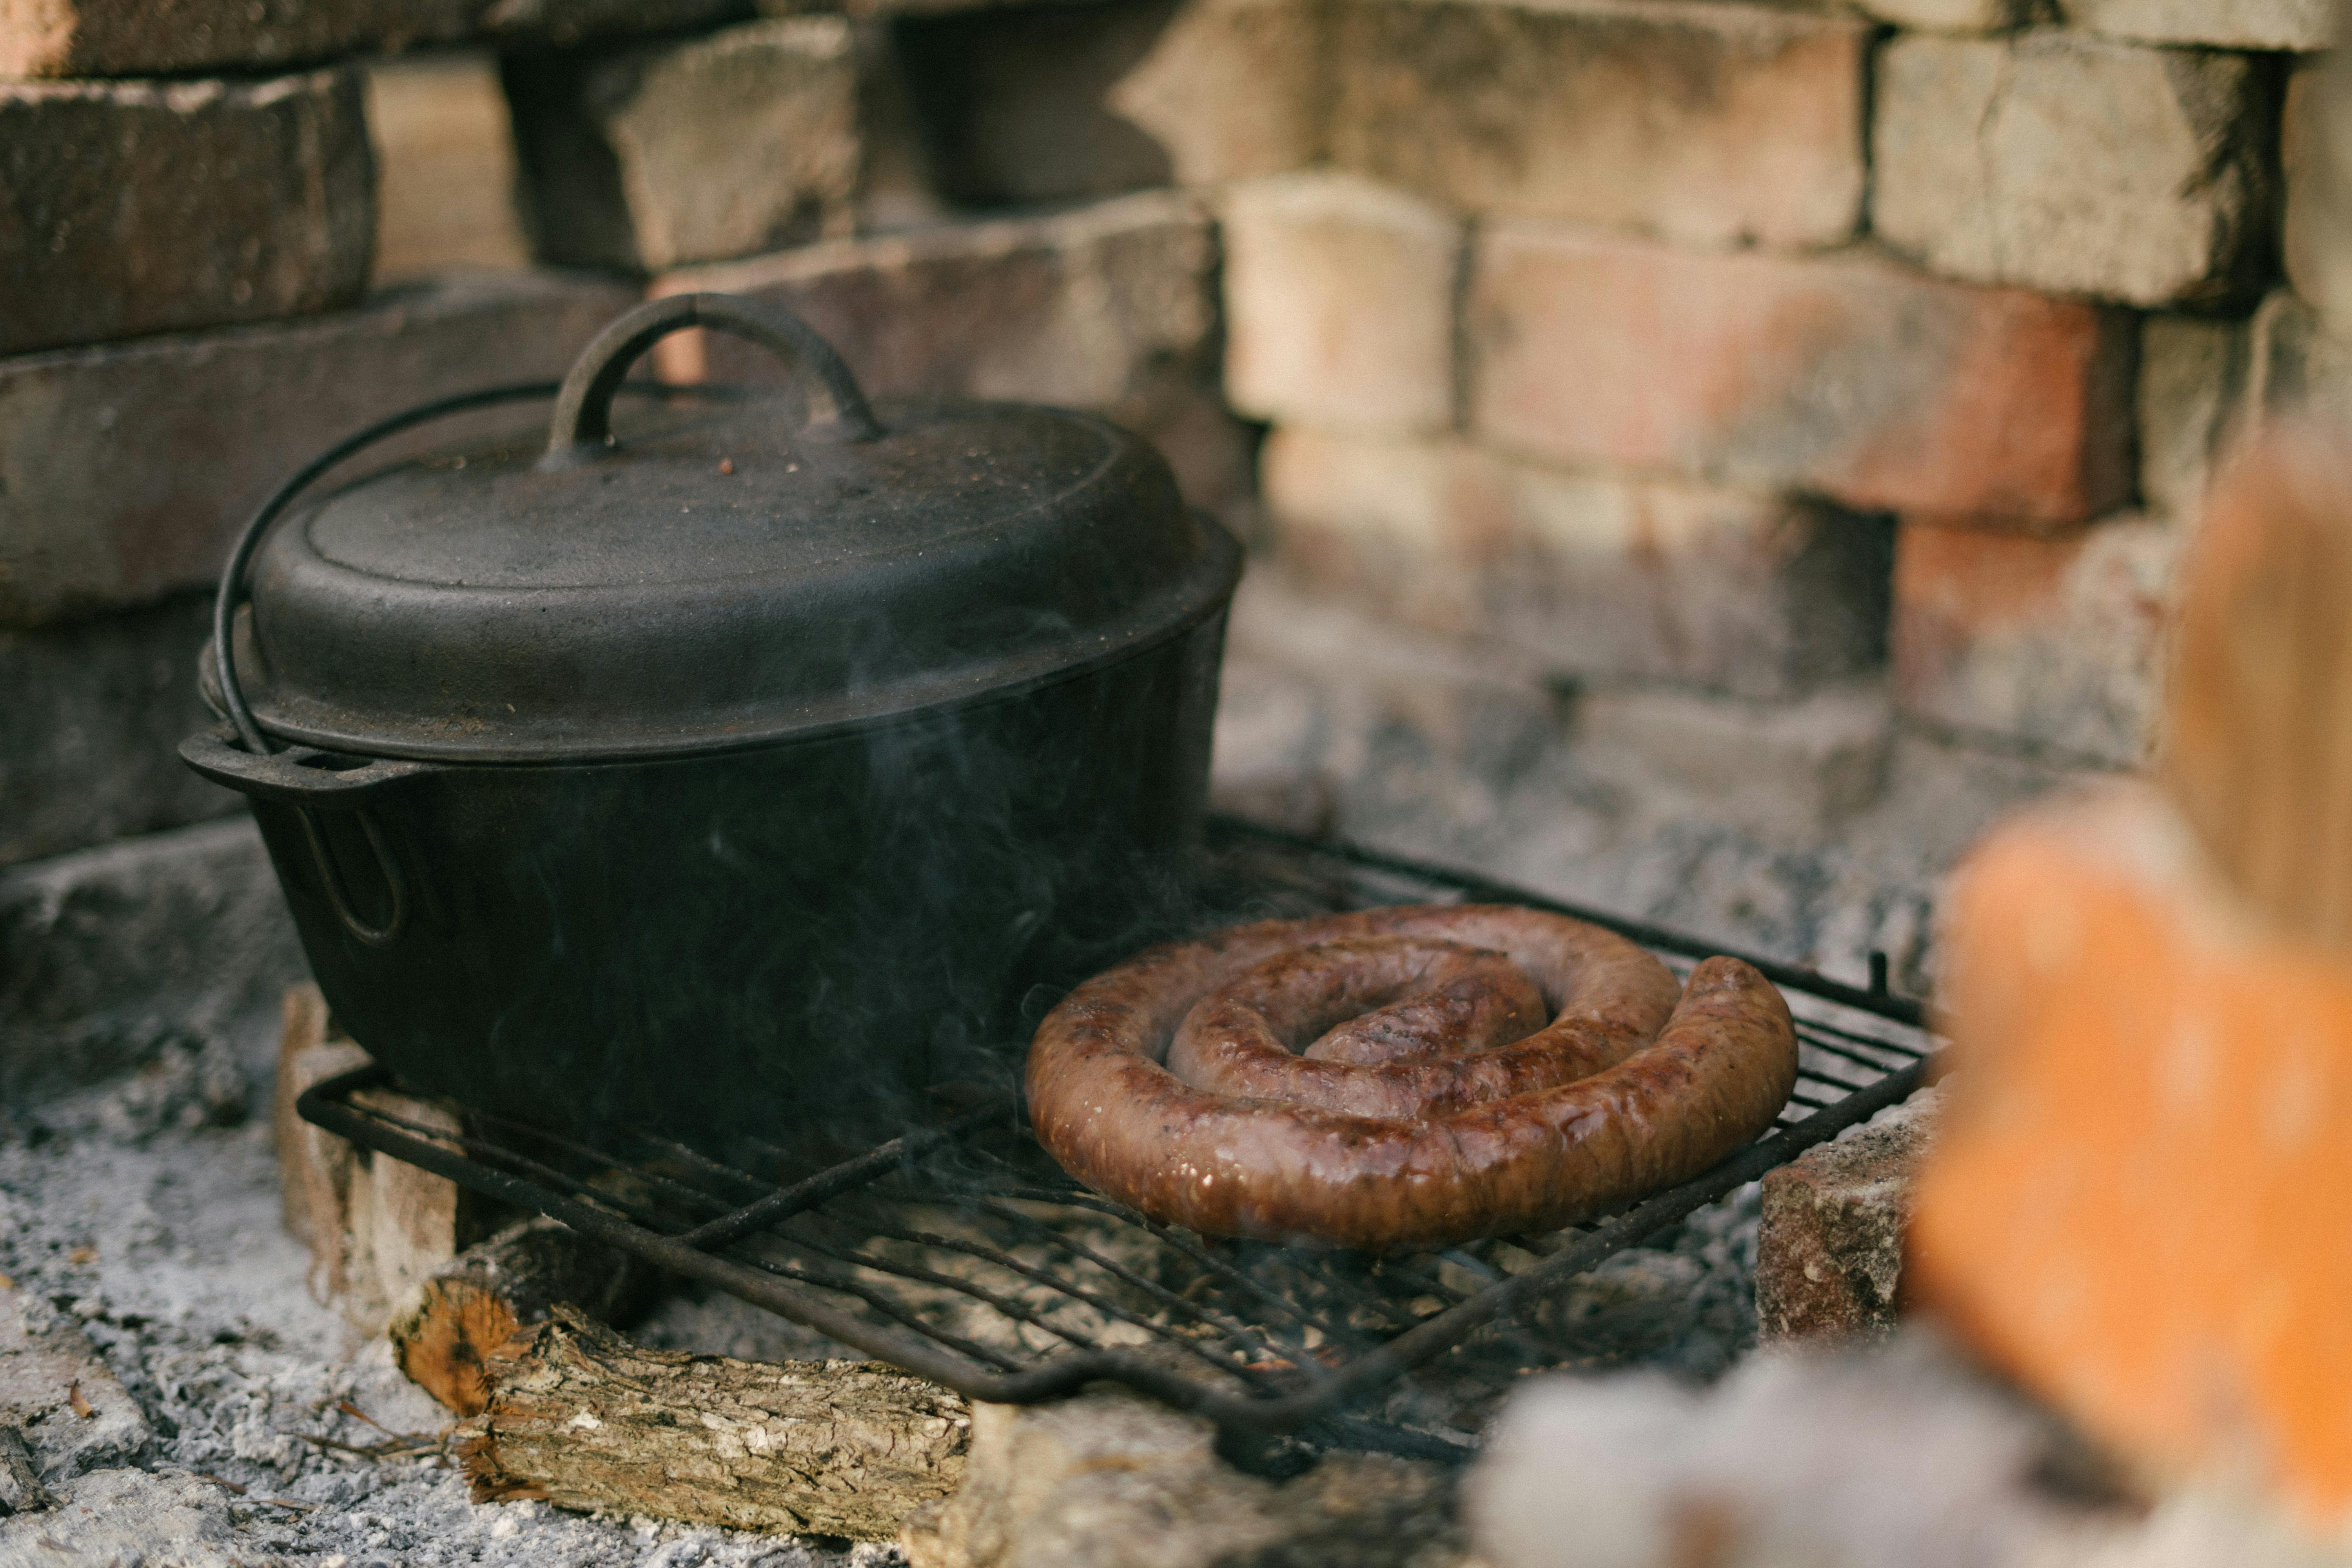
[181,294,1240,1141]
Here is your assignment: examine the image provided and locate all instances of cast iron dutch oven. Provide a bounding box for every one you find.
[181,294,1241,1140]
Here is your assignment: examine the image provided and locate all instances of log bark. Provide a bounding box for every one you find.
[456,1308,970,1541]
[390,1217,660,1416]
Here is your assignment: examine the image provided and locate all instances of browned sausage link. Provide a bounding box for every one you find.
[1201,938,1546,1066]
[1168,938,1554,1117]
[1169,937,1648,1119]
[1024,906,1798,1250]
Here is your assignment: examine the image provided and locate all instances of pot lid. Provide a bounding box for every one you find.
[215,293,1240,763]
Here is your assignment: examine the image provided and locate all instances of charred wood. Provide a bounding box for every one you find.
[390,1217,659,1416]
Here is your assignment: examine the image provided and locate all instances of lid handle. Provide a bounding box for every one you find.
[542,293,883,469]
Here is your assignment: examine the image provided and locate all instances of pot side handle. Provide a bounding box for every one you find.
[180,727,436,806]
[180,729,430,949]
[539,292,884,470]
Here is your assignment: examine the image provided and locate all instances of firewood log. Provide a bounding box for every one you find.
[455,1308,969,1541]
[390,1217,659,1415]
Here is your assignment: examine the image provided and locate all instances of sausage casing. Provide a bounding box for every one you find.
[1024,904,1798,1250]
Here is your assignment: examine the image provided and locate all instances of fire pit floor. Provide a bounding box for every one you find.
[0,1064,889,1566]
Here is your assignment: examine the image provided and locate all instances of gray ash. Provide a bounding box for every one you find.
[0,1040,893,1567]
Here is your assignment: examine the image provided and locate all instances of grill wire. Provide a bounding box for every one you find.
[301,817,1937,1465]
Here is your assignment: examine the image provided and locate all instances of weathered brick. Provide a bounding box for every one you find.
[507,17,859,273]
[0,0,743,78]
[653,194,1249,519]
[0,818,305,1099]
[1214,571,1563,811]
[0,71,373,356]
[1105,0,1326,187]
[0,270,635,627]
[892,0,1322,205]
[1328,0,1866,248]
[365,53,531,284]
[1223,174,1459,437]
[1873,34,2274,309]
[1262,427,1892,699]
[2243,287,2352,438]
[2138,314,2250,523]
[1849,0,2025,34]
[1756,1088,1938,1343]
[1572,683,1895,839]
[1259,430,1491,633]
[892,2,1176,204]
[659,192,1216,400]
[854,19,955,234]
[2284,62,2352,350]
[1466,227,2136,530]
[0,592,235,870]
[1892,515,2180,767]
[2066,0,2328,50]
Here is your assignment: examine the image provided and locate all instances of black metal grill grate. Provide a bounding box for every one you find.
[301,817,1936,1462]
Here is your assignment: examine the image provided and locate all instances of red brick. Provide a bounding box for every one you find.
[0,71,372,356]
[1466,227,2136,530]
[1329,0,1866,248]
[0,271,635,627]
[1891,515,2179,767]
[1223,173,1460,436]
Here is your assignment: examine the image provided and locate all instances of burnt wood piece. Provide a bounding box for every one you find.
[389,1217,660,1416]
[455,1308,970,1540]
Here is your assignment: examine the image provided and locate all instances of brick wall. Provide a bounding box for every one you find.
[1214,0,2312,780]
[3,0,2342,1022]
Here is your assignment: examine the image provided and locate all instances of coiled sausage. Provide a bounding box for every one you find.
[1024,904,1798,1250]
